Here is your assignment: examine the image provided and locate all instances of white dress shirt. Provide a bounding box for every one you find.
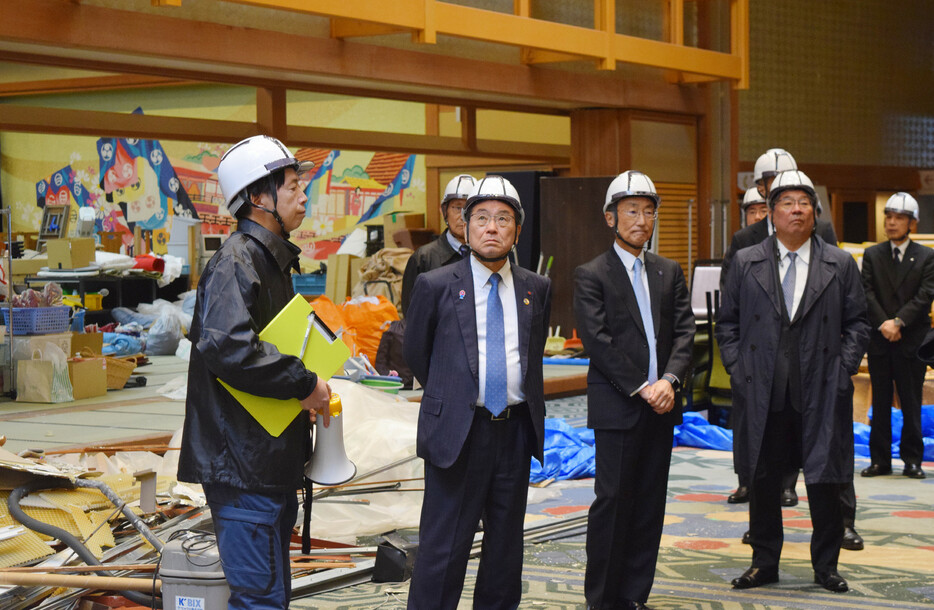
[777,237,811,319]
[613,242,653,395]
[471,255,524,407]
[891,238,909,262]
[445,230,463,254]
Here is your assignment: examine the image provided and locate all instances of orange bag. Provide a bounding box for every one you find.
[340,295,400,364]
[309,296,356,356]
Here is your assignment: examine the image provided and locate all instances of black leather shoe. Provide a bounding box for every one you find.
[741,530,751,544]
[904,463,926,479]
[814,570,848,592]
[728,486,749,503]
[731,566,778,589]
[622,602,650,610]
[780,488,798,507]
[841,526,864,551]
[861,463,892,477]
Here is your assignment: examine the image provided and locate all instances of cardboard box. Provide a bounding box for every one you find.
[1,257,48,282]
[68,358,107,400]
[383,213,424,248]
[99,231,124,254]
[47,238,95,270]
[325,254,360,303]
[71,332,104,357]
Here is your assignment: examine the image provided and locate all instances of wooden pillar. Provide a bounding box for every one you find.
[424,104,441,233]
[256,87,287,140]
[569,108,632,177]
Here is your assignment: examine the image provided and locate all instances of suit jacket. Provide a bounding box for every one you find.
[400,230,463,316]
[717,236,869,483]
[573,247,695,430]
[720,216,837,292]
[403,256,551,468]
[861,239,934,358]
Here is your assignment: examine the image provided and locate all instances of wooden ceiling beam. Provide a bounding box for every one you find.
[0,0,706,115]
[0,104,570,163]
[0,74,191,98]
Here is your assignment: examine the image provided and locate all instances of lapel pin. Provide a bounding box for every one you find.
[523,298,530,305]
[458,289,466,300]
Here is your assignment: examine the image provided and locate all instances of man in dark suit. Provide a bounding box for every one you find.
[400,173,475,315]
[717,170,869,594]
[575,171,695,610]
[404,175,551,609]
[861,192,934,480]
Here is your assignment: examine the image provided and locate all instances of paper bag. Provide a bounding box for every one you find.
[16,345,74,403]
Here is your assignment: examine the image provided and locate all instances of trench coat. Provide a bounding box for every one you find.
[716,235,869,484]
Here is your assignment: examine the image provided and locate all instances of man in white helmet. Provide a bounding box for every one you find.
[400,173,475,315]
[574,171,694,609]
[721,149,838,509]
[741,187,768,227]
[717,170,869,594]
[178,135,332,610]
[404,175,551,609]
[860,192,934,481]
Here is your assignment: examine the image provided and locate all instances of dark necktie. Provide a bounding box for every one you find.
[459,244,470,257]
[894,248,901,265]
[485,273,507,416]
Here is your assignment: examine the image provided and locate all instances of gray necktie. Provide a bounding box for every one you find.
[782,252,797,317]
[632,258,658,384]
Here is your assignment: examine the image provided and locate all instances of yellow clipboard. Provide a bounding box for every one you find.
[219,294,350,437]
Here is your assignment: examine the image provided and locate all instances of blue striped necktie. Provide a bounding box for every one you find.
[485,272,507,416]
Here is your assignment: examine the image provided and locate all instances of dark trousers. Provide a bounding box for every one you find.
[748,407,843,574]
[407,406,533,610]
[204,483,297,610]
[585,412,674,606]
[868,351,926,467]
[780,470,856,527]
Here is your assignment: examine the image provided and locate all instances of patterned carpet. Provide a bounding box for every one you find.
[294,397,934,609]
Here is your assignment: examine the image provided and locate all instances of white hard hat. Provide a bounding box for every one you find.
[604,170,660,213]
[464,175,525,225]
[442,174,476,205]
[741,187,766,211]
[767,170,817,208]
[884,192,920,221]
[217,135,314,217]
[754,148,797,183]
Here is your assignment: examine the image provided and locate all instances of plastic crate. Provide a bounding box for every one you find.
[2,306,71,335]
[292,273,326,296]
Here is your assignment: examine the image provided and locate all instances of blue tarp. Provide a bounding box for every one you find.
[531,405,934,483]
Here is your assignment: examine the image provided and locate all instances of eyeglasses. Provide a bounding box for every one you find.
[619,209,658,221]
[447,204,465,213]
[471,213,515,228]
[775,197,813,209]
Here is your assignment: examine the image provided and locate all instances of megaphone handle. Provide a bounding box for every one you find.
[302,476,313,554]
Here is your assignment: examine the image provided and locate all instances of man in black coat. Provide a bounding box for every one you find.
[575,171,695,609]
[860,192,934,480]
[400,173,475,315]
[180,136,332,609]
[404,176,551,609]
[717,170,869,594]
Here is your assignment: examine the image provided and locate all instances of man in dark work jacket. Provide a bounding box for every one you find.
[400,173,475,315]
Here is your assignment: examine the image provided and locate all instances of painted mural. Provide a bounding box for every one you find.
[20,134,425,272]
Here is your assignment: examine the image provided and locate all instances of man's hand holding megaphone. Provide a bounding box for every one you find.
[301,377,331,427]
